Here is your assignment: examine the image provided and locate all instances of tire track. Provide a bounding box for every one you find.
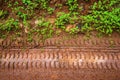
[0,35,120,48]
[0,48,120,70]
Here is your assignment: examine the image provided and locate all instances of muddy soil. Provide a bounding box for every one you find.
[0,33,120,80]
[0,32,120,49]
[0,44,120,80]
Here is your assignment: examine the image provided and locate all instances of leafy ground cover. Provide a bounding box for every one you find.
[0,0,120,42]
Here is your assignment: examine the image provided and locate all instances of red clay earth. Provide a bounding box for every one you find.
[0,1,120,79]
[0,33,120,80]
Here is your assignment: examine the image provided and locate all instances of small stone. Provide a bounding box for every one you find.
[20,23,23,28]
[24,26,29,33]
[35,20,39,25]
[66,24,75,32]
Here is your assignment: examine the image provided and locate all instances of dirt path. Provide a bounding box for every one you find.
[0,47,120,80]
[0,33,120,48]
[0,34,120,80]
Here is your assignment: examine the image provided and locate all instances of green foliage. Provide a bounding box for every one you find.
[37,18,50,27]
[0,10,8,19]
[0,0,120,40]
[22,0,54,14]
[66,0,78,11]
[68,27,79,34]
[30,18,54,40]
[0,0,54,40]
[0,18,19,31]
[22,0,31,5]
[17,12,28,21]
[55,12,78,29]
[34,0,49,9]
[55,4,63,9]
[84,0,90,2]
[81,23,93,33]
[55,12,71,29]
[81,0,120,34]
[47,7,54,14]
